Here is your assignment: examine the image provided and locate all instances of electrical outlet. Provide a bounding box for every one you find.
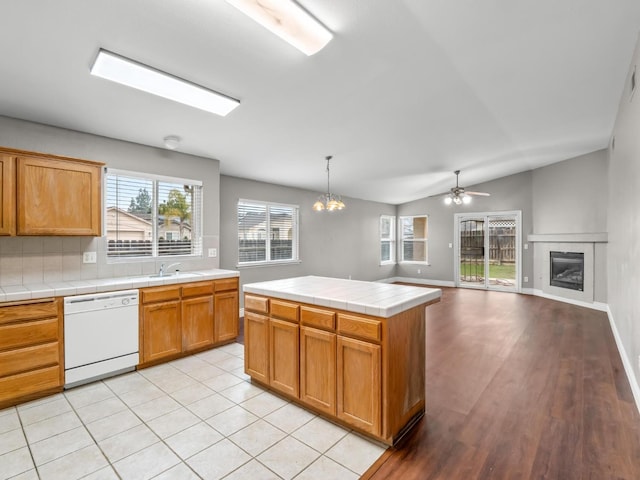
[524,244,529,250]
[208,248,217,257]
[417,269,421,274]
[524,276,529,283]
[448,243,453,248]
[83,251,97,264]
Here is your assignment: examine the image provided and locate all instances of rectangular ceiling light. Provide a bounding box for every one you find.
[90,49,240,116]
[226,0,332,56]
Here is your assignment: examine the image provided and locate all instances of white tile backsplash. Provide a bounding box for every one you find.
[0,235,220,287]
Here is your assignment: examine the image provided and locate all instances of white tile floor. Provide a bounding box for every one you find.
[0,343,386,479]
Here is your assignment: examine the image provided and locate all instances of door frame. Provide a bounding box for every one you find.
[454,210,522,293]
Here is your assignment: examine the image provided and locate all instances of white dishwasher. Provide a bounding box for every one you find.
[64,289,139,388]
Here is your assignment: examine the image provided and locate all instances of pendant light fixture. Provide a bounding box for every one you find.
[313,156,345,212]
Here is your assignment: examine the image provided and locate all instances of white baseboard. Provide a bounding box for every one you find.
[606,306,640,415]
[527,289,608,312]
[377,276,455,288]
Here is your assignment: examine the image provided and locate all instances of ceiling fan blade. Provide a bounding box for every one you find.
[466,191,490,196]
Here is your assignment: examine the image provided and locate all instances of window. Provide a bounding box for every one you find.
[400,215,428,263]
[380,215,396,264]
[105,169,203,258]
[238,200,299,265]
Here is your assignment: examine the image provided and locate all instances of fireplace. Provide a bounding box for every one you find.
[550,251,584,291]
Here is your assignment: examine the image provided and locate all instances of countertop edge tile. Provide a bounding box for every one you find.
[0,269,239,302]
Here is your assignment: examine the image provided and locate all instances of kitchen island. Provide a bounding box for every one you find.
[243,276,441,445]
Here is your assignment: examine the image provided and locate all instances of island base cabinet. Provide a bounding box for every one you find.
[244,311,269,384]
[269,319,299,397]
[300,326,336,415]
[337,336,381,436]
[142,301,182,363]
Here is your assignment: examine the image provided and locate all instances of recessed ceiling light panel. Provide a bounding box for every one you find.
[226,0,332,55]
[90,49,240,116]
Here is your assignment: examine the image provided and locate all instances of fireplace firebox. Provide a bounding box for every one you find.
[550,251,584,291]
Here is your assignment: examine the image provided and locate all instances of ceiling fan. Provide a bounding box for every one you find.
[442,170,490,205]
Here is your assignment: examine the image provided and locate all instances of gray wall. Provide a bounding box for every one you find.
[608,35,640,391]
[220,175,396,305]
[0,115,221,283]
[532,150,608,234]
[396,170,534,286]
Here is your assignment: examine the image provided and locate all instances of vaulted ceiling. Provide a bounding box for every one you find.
[2,1,639,204]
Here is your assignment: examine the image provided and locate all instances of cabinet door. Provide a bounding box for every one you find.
[142,301,181,363]
[300,326,336,415]
[269,318,299,398]
[244,311,269,383]
[182,295,214,352]
[215,290,239,343]
[16,156,101,235]
[0,155,15,235]
[337,336,381,435]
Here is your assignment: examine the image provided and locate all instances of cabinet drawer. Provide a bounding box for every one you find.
[182,281,213,298]
[141,286,181,304]
[0,317,59,351]
[215,278,238,292]
[0,342,59,377]
[0,365,61,404]
[245,295,269,314]
[270,300,299,322]
[301,306,336,331]
[0,299,58,326]
[337,314,382,342]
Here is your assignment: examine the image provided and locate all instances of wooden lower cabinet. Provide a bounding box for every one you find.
[215,290,239,343]
[269,319,299,397]
[337,336,381,435]
[139,279,239,368]
[0,298,63,409]
[244,311,269,383]
[244,293,432,445]
[142,300,182,363]
[300,326,336,415]
[182,295,214,352]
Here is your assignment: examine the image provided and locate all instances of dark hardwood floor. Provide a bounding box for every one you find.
[363,287,640,480]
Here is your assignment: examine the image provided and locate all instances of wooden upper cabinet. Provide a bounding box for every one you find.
[16,155,102,236]
[0,156,15,235]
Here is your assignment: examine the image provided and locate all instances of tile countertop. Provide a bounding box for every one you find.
[243,275,442,318]
[0,269,239,303]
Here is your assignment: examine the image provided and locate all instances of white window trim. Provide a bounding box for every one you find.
[237,198,300,267]
[399,214,429,265]
[104,168,203,262]
[380,215,396,265]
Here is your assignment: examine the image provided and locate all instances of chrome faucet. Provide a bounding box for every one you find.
[158,262,182,276]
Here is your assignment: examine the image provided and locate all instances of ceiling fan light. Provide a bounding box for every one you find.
[462,195,471,204]
[453,196,462,205]
[326,198,340,211]
[444,196,452,205]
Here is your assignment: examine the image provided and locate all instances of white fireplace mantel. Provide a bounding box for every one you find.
[527,233,608,243]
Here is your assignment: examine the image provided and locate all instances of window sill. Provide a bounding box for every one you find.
[399,261,430,266]
[379,261,396,266]
[236,260,302,269]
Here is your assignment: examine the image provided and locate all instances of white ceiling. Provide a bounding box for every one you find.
[1,1,639,204]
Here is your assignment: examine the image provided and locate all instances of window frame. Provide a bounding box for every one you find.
[237,199,300,267]
[379,215,396,265]
[399,215,429,264]
[104,168,203,261]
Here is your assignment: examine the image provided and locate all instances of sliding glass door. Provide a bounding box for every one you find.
[455,211,521,292]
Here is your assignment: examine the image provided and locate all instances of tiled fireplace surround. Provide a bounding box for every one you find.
[529,233,607,307]
[0,236,220,288]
